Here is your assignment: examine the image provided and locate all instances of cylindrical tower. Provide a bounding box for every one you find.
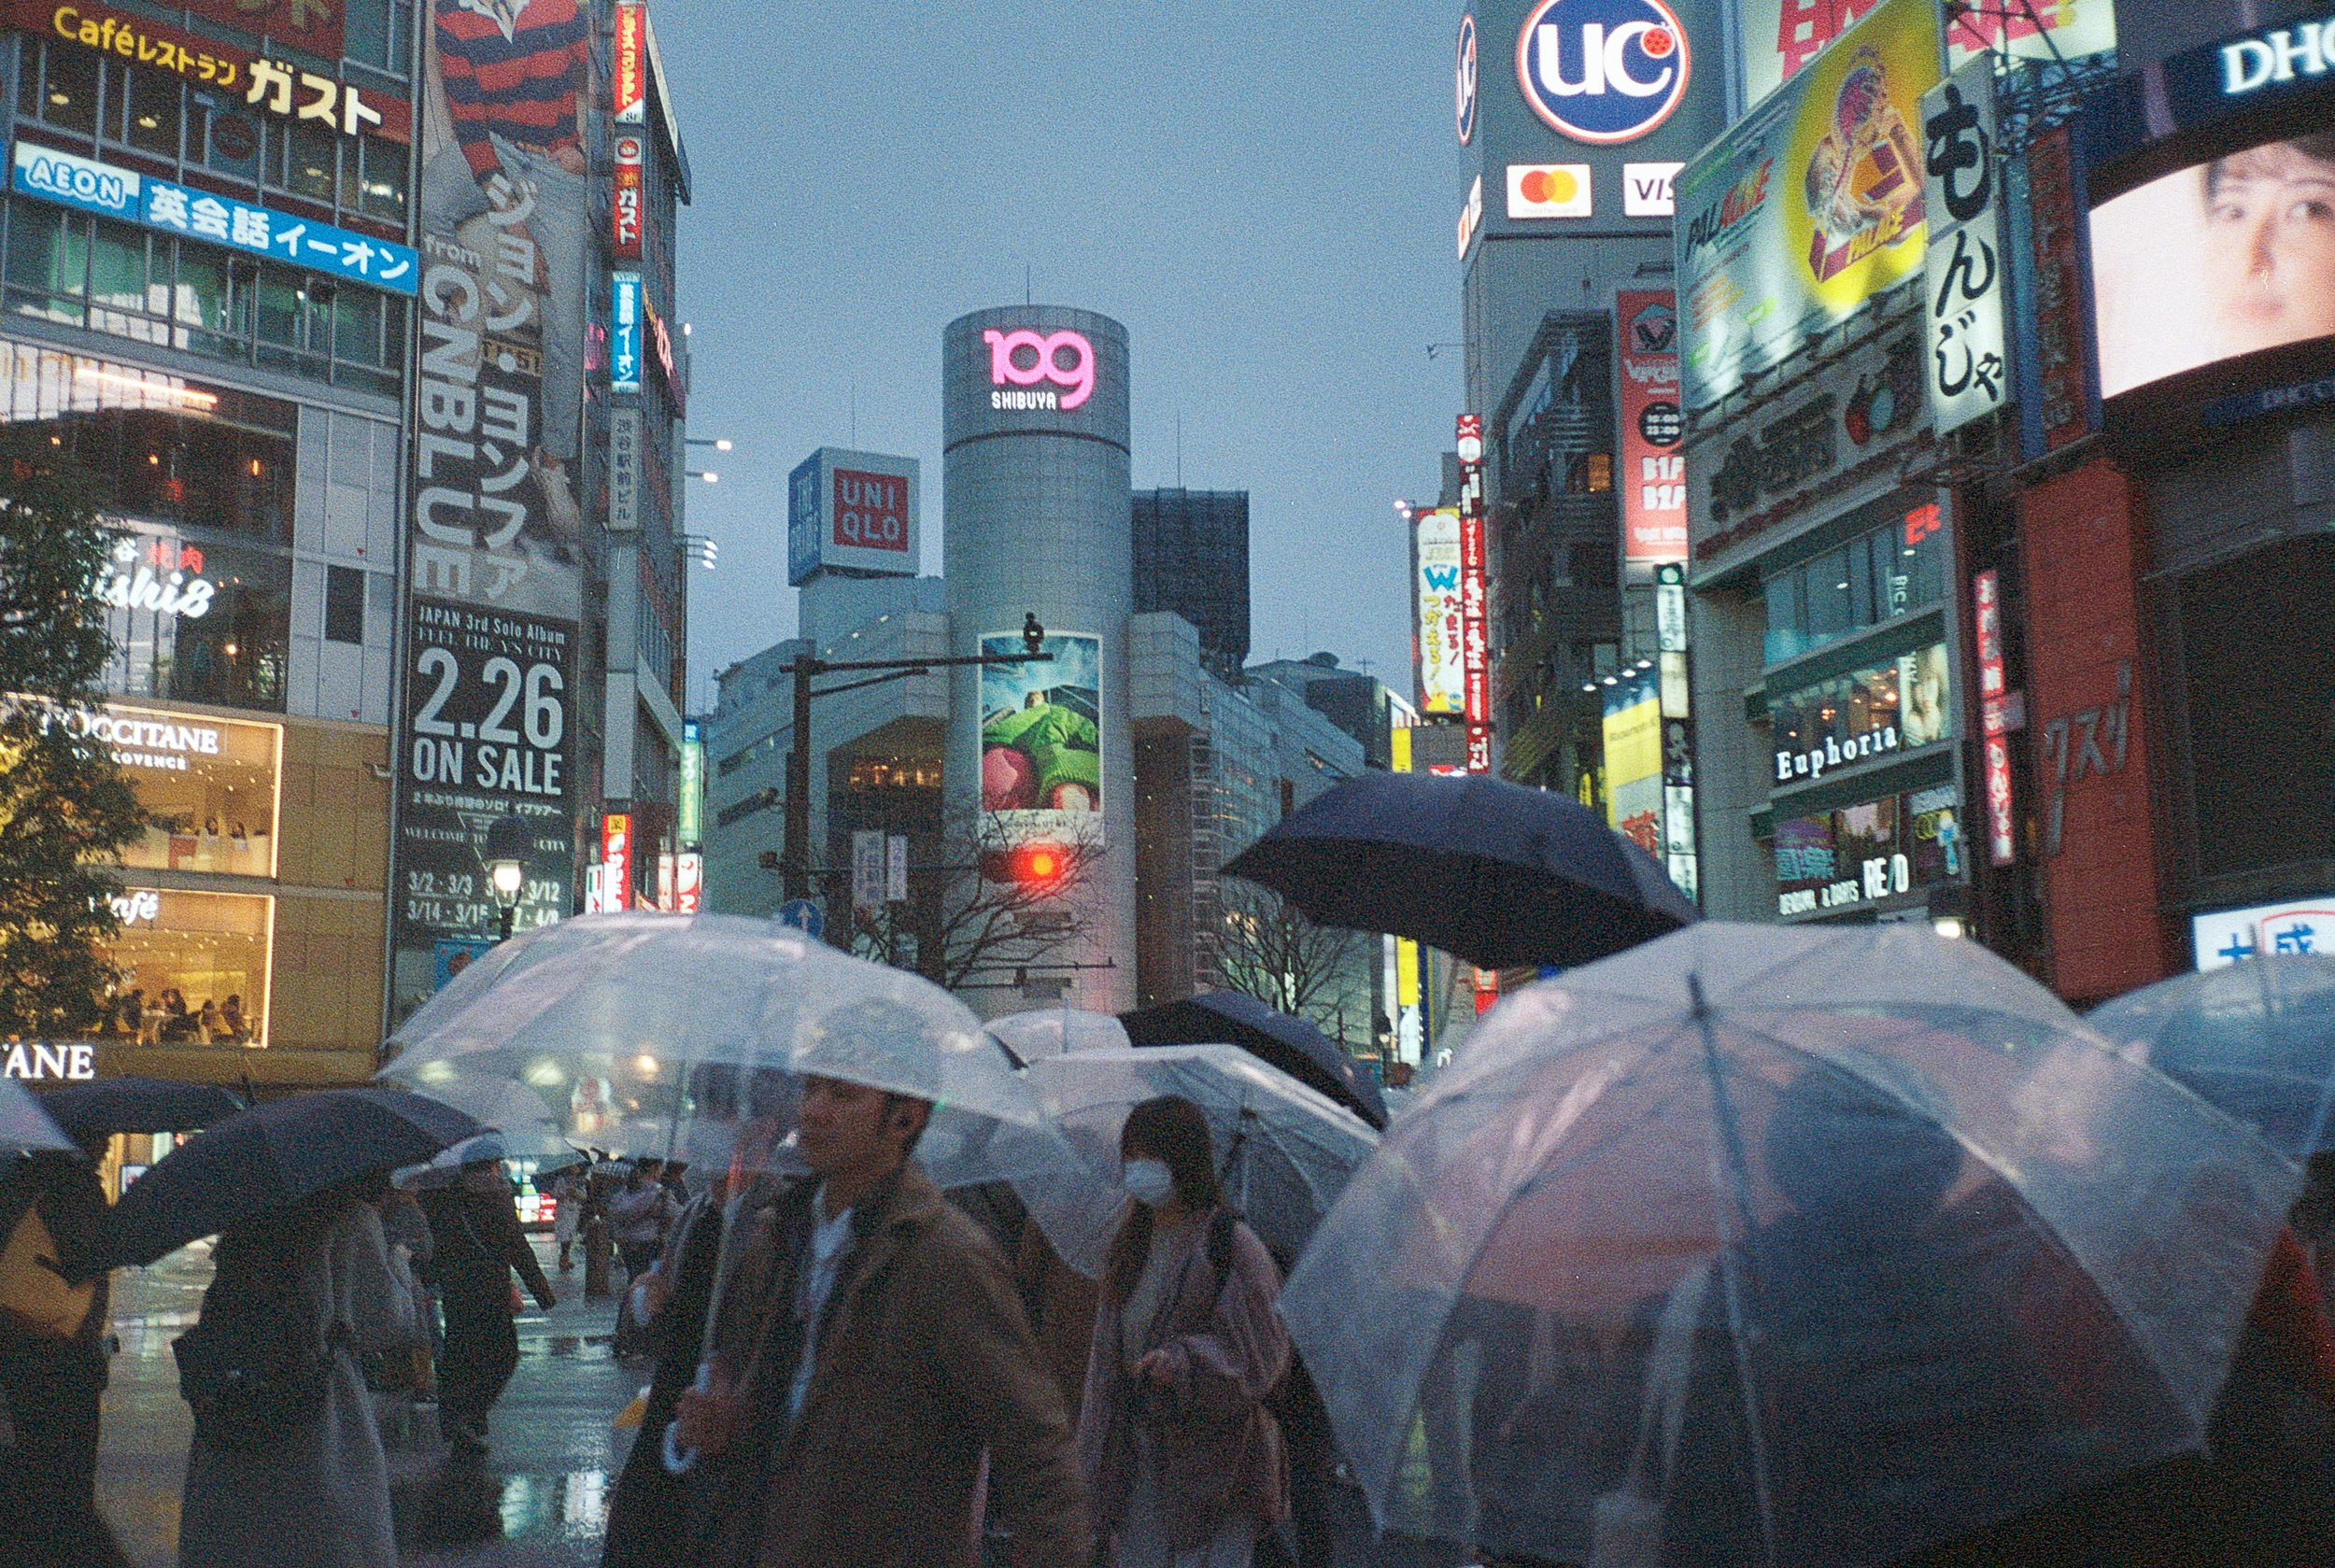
[942,306,1135,1013]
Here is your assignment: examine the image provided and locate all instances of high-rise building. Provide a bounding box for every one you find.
[1133,487,1250,683]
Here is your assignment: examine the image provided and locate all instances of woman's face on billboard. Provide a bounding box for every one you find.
[2204,141,2335,358]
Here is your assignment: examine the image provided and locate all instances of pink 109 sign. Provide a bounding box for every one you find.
[833,470,910,554]
[984,328,1095,411]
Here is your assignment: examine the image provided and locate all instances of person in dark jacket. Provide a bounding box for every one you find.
[417,1151,555,1461]
[0,1143,126,1567]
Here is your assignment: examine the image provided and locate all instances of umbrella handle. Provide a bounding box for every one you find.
[661,1360,713,1476]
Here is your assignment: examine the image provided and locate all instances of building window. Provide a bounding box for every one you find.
[92,704,283,878]
[102,530,292,713]
[91,889,272,1047]
[324,565,364,644]
[1761,501,1947,667]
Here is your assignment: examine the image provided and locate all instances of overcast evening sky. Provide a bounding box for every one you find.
[654,0,1463,712]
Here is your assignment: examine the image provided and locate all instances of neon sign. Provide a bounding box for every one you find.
[984,328,1095,411]
[1516,0,1691,146]
[93,536,213,620]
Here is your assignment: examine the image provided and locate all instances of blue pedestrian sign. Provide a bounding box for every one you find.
[775,898,824,939]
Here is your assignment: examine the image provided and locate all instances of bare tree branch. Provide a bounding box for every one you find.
[842,812,1103,994]
[1201,882,1370,1046]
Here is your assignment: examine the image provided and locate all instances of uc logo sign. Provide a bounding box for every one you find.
[1515,0,1691,146]
[1456,14,1478,147]
[984,328,1095,411]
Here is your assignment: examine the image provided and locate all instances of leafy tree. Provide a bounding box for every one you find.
[0,432,145,1038]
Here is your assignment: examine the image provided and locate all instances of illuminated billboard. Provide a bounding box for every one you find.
[981,632,1101,846]
[1603,666,1662,856]
[1674,0,1938,412]
[2090,132,2335,401]
[1737,0,2114,111]
[1616,289,1686,564]
[1413,509,1465,715]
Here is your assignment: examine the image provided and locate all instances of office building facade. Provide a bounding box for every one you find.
[1133,487,1249,684]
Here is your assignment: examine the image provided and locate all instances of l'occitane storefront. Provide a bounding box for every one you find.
[27,700,392,1089]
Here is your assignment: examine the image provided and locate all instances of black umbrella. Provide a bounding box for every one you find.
[1122,991,1388,1130]
[37,1078,245,1140]
[1223,770,1698,971]
[97,1088,480,1267]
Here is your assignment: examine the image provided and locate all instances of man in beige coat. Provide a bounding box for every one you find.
[672,1073,1090,1568]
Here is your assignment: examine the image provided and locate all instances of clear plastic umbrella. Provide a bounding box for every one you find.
[986,1006,1130,1066]
[0,1076,72,1153]
[1280,921,2302,1568]
[2089,954,2335,1157]
[1016,1044,1380,1277]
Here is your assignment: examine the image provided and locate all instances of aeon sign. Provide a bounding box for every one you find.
[1516,0,1691,146]
[984,328,1095,411]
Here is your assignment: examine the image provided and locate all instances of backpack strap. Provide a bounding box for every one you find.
[1202,1206,1241,1315]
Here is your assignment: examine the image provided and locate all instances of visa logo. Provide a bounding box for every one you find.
[1623,161,1683,218]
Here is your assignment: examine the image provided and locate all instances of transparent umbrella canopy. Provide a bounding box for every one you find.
[380,911,1076,1193]
[0,1076,72,1153]
[1280,922,2302,1568]
[985,1007,1130,1067]
[1017,1044,1380,1277]
[2089,954,2335,1158]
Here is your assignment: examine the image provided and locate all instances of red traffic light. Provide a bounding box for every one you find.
[1022,845,1062,882]
[983,841,1069,888]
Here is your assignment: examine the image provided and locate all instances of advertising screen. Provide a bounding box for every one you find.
[1674,0,1938,412]
[2090,132,2335,400]
[1769,641,1950,784]
[1413,509,1465,714]
[980,632,1102,846]
[1776,783,1962,917]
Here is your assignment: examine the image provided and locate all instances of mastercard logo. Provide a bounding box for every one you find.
[1507,162,1593,219]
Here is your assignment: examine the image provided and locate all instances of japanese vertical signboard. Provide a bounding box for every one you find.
[1455,416,1491,776]
[678,720,704,846]
[852,830,885,913]
[1921,59,2006,435]
[2012,127,2098,461]
[1412,509,1465,715]
[1616,290,1686,565]
[392,0,592,1021]
[612,133,644,260]
[1675,0,1938,412]
[613,3,647,124]
[608,406,641,532]
[1974,568,2016,868]
[601,813,632,911]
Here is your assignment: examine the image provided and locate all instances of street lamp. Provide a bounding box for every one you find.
[686,437,733,453]
[686,469,718,484]
[484,811,531,940]
[679,533,718,570]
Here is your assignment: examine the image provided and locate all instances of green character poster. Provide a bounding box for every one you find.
[980,632,1101,831]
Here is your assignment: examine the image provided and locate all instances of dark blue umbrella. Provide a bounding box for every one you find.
[37,1078,244,1140]
[1122,990,1388,1130]
[97,1087,480,1267]
[1223,770,1698,972]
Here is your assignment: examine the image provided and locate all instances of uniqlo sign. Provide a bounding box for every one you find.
[612,134,644,260]
[833,469,910,555]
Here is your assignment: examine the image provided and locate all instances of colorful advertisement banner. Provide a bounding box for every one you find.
[2195,897,2335,969]
[980,632,1102,847]
[1616,289,1686,564]
[1738,0,2115,111]
[392,0,591,1020]
[1456,414,1490,772]
[1674,0,1938,412]
[1413,508,1465,715]
[1603,666,1663,857]
[601,812,632,911]
[11,142,417,293]
[11,0,411,139]
[1974,568,2015,868]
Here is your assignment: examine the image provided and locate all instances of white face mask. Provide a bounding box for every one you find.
[1122,1157,1176,1208]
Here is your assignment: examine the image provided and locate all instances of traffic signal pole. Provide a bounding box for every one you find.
[779,614,1051,909]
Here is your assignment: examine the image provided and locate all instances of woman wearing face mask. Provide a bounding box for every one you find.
[1076,1095,1291,1567]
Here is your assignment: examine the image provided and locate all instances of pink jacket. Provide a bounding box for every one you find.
[1074,1210,1291,1551]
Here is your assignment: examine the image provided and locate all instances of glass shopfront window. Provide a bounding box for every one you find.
[1775,784,1966,919]
[92,888,272,1047]
[99,528,291,712]
[0,339,295,541]
[1762,501,1947,667]
[77,704,282,878]
[1769,642,1952,785]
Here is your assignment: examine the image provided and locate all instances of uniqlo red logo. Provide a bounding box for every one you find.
[832,470,909,554]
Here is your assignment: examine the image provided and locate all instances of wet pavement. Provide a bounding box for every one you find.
[98,1236,640,1567]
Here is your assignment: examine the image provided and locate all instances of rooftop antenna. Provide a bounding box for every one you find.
[850,384,857,445]
[1176,412,1183,487]
[1024,263,1032,307]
